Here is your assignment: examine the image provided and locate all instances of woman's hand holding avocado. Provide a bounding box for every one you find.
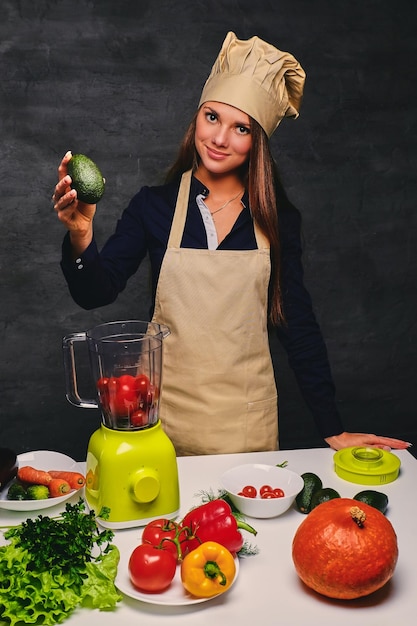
[53,151,96,257]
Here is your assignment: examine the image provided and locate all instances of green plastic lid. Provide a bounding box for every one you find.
[333,446,401,485]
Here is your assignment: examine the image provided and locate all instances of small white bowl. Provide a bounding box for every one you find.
[220,463,304,519]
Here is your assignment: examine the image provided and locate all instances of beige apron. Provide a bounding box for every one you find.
[152,170,278,455]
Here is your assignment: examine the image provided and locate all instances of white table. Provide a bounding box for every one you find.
[1,448,415,626]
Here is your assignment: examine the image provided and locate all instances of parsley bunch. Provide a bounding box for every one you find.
[5,498,114,585]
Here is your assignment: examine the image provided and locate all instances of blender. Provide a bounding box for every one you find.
[62,320,180,529]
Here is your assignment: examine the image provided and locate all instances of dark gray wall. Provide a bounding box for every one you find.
[1,0,416,461]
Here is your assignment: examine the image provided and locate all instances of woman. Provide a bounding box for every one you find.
[53,32,410,455]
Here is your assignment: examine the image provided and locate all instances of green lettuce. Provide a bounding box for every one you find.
[0,540,121,625]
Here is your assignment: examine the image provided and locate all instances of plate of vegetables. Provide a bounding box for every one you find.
[0,450,85,511]
[115,533,239,606]
[115,502,244,606]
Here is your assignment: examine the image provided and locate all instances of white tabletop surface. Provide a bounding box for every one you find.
[1,447,415,626]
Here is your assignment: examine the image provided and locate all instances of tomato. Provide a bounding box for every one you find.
[97,376,109,392]
[113,374,139,416]
[96,377,111,411]
[261,491,278,499]
[128,543,177,592]
[131,409,148,428]
[107,375,141,417]
[142,519,188,562]
[135,374,150,397]
[118,374,139,396]
[238,483,285,499]
[97,373,155,419]
[104,376,123,416]
[241,485,257,498]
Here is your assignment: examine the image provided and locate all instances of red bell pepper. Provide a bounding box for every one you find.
[181,499,257,555]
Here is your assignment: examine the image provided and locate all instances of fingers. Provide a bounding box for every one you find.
[53,151,75,210]
[52,175,76,212]
[373,436,412,450]
[325,432,412,452]
[58,150,72,180]
[362,434,412,449]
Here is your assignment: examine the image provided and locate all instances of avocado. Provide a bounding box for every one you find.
[310,487,341,510]
[353,489,389,514]
[67,153,105,204]
[295,472,323,514]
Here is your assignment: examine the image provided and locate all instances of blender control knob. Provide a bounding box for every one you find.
[129,467,160,503]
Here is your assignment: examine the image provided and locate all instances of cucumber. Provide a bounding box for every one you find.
[295,472,323,514]
[7,482,27,501]
[310,487,341,510]
[353,490,389,514]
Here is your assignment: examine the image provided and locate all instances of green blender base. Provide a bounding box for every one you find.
[85,420,180,528]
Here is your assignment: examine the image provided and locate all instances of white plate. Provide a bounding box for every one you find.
[115,535,239,606]
[0,450,82,511]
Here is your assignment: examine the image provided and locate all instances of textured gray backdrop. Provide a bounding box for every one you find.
[1,0,416,460]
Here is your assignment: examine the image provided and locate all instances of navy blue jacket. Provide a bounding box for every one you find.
[61,175,344,439]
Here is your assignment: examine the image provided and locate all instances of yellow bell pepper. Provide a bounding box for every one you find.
[180,541,236,598]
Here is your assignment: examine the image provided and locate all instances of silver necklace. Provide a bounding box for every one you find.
[209,189,244,216]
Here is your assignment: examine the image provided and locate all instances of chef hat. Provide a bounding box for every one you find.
[199,31,306,137]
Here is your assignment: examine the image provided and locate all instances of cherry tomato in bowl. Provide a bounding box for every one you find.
[221,464,304,519]
[239,485,257,498]
[261,491,278,499]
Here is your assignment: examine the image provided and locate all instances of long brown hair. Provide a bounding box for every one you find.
[166,113,285,326]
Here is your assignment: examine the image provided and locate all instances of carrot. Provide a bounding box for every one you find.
[48,478,71,497]
[48,470,86,490]
[17,466,52,486]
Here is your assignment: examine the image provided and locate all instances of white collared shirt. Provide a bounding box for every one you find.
[196,193,219,250]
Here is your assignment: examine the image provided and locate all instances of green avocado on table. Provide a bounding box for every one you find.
[310,487,341,510]
[295,472,323,514]
[353,489,389,514]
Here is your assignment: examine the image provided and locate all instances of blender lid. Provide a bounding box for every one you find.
[333,446,401,485]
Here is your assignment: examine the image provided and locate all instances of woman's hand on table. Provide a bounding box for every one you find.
[325,432,412,452]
